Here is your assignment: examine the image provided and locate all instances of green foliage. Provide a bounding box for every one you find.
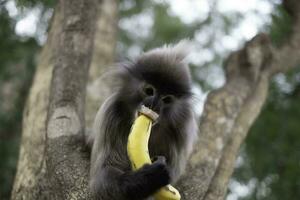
[269,5,292,46]
[229,3,300,199]
[0,3,39,199]
[0,138,20,199]
[233,68,300,200]
[16,0,55,8]
[119,0,151,17]
[118,0,208,56]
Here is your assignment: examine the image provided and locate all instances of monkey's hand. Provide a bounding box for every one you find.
[149,156,170,187]
[127,106,181,200]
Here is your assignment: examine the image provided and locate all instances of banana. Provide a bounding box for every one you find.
[153,185,181,200]
[127,106,181,200]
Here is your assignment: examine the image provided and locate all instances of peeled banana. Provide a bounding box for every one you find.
[127,106,181,200]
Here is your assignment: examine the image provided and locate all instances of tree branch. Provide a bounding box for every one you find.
[85,0,118,128]
[203,72,269,200]
[177,33,273,199]
[177,0,300,199]
[202,0,300,198]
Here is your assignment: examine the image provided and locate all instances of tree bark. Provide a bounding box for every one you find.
[12,0,99,199]
[45,0,98,198]
[11,0,300,199]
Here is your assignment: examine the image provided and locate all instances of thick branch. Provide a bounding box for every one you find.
[201,0,300,199]
[179,0,300,199]
[203,73,269,200]
[177,34,274,200]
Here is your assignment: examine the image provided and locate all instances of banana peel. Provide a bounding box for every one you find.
[127,106,181,200]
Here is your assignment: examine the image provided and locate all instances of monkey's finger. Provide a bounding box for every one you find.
[152,156,167,164]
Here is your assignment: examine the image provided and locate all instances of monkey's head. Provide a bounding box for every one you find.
[116,41,193,124]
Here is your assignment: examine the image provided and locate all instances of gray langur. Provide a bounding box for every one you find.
[88,41,198,200]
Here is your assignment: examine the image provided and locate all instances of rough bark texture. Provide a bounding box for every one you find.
[12,0,99,199]
[12,0,300,199]
[45,0,98,199]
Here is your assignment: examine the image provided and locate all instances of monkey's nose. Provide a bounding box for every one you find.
[143,97,160,113]
[143,97,154,109]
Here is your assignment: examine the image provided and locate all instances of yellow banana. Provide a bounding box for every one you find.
[127,106,181,200]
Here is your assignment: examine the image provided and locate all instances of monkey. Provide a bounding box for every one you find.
[88,41,198,200]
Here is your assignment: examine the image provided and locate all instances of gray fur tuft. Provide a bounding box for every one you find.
[142,39,191,65]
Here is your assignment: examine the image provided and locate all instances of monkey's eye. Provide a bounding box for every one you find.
[143,85,155,96]
[161,95,175,104]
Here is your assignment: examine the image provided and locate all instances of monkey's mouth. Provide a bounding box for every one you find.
[135,105,159,125]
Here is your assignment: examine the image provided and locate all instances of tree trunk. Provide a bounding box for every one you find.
[11,3,62,198]
[12,0,105,199]
[11,0,300,199]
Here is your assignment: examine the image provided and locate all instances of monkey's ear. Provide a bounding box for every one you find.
[167,39,192,62]
[143,39,192,64]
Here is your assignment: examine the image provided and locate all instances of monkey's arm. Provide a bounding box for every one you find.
[90,158,170,200]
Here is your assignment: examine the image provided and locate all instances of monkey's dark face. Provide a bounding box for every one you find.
[140,82,177,114]
[116,47,193,124]
[118,67,192,124]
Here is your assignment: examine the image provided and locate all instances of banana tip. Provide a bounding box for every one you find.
[139,105,159,122]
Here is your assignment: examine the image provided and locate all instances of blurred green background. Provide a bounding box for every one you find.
[0,0,299,199]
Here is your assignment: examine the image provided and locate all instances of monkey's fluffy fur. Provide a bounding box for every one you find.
[89,40,198,200]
